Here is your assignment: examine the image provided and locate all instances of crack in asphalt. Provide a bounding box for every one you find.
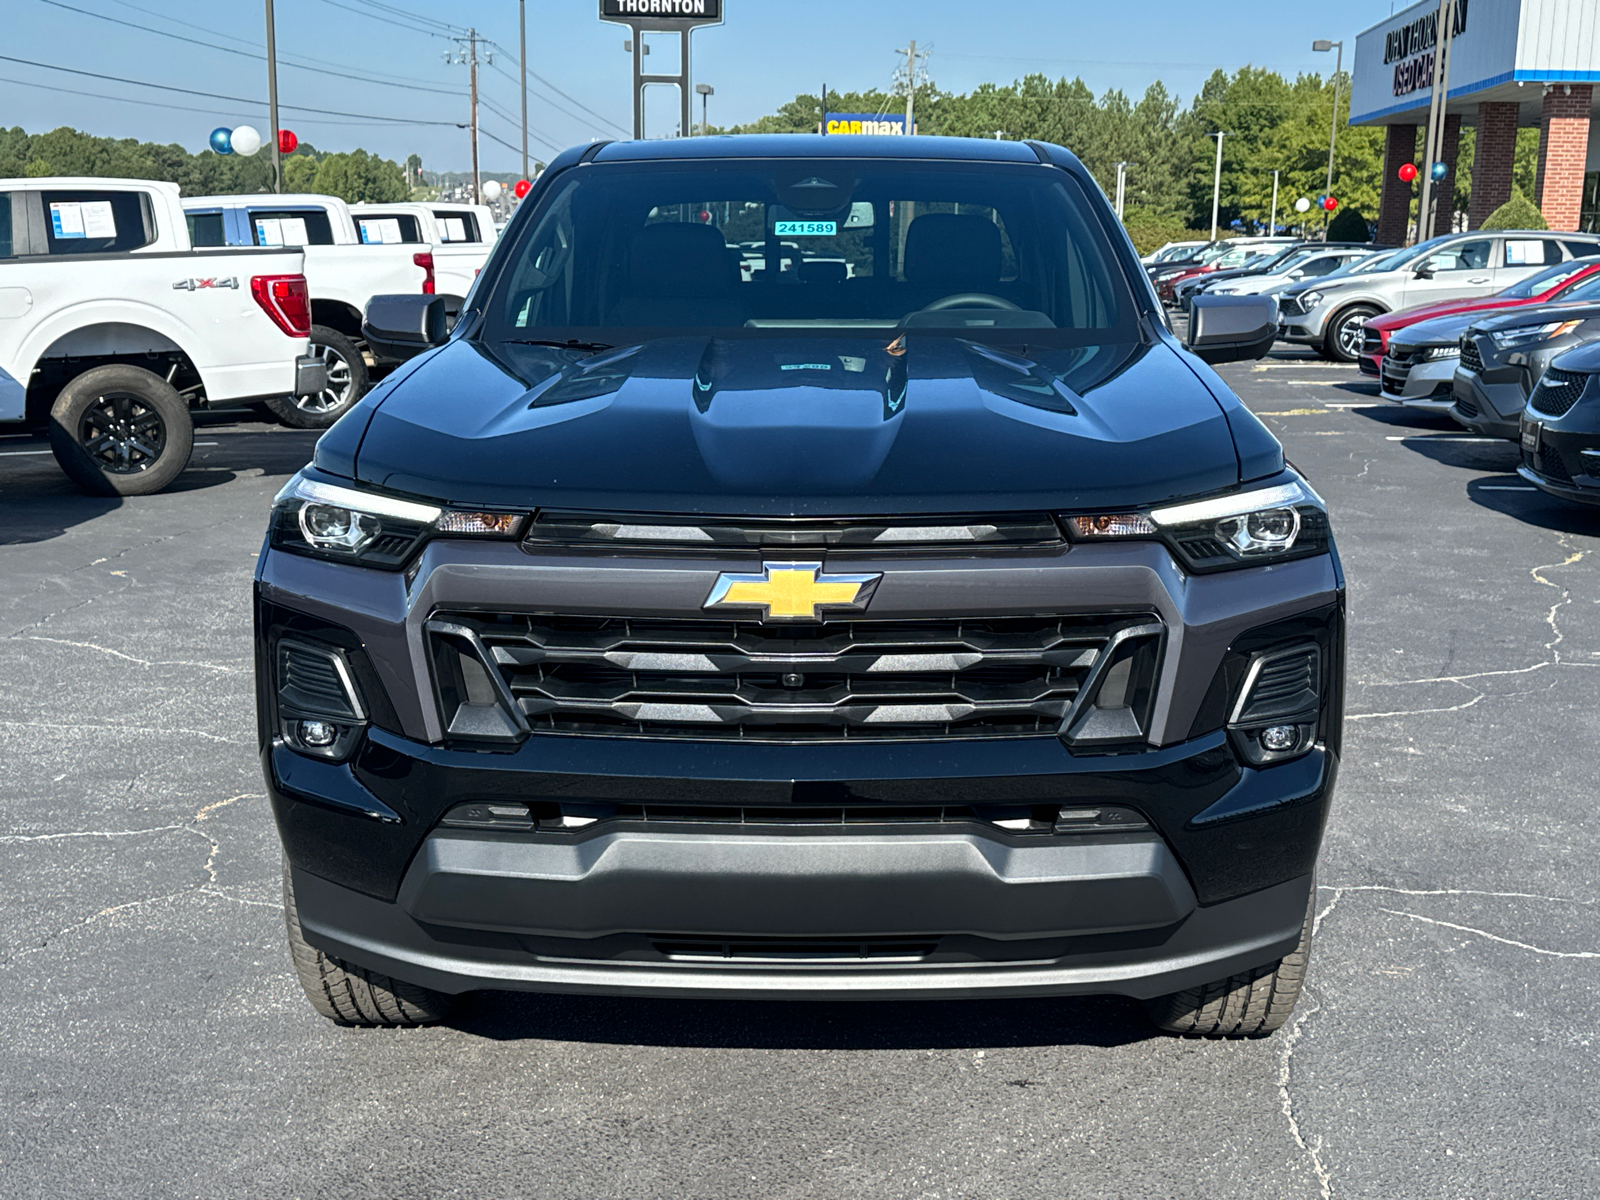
[1377,909,1600,959]
[12,635,244,674]
[0,718,244,745]
[0,793,266,967]
[1346,534,1593,721]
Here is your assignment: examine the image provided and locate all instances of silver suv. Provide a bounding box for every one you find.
[1277,231,1600,362]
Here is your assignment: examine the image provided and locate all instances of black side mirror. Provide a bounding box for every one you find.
[362,294,451,362]
[1186,294,1277,364]
[1414,266,1435,280]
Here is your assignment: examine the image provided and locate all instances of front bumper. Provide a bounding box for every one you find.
[258,536,1343,1000]
[1518,408,1600,505]
[1451,366,1524,439]
[1381,354,1459,404]
[1277,307,1330,345]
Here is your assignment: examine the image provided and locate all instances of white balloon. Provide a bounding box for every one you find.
[482,179,503,201]
[230,125,262,157]
[1294,197,1312,213]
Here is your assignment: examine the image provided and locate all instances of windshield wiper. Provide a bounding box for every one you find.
[502,338,615,352]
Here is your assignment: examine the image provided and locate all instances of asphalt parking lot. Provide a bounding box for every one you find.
[3,355,1599,1200]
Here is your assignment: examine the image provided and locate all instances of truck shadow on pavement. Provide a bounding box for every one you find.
[449,991,1155,1050]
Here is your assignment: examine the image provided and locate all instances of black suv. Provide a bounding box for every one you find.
[257,135,1344,1037]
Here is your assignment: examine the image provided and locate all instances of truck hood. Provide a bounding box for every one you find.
[343,335,1247,516]
[1370,294,1524,331]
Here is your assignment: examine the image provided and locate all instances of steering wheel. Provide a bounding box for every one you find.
[917,292,1021,312]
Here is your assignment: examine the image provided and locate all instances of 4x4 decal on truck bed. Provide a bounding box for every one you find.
[172,277,239,290]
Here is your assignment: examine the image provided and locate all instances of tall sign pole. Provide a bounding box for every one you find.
[519,0,529,178]
[600,0,723,140]
[1417,0,1455,243]
[265,0,282,193]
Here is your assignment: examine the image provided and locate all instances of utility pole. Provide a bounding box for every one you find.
[264,0,282,193]
[895,40,927,134]
[1416,0,1456,243]
[1313,39,1344,240]
[1270,168,1280,235]
[1114,161,1129,219]
[449,31,488,204]
[1209,132,1227,242]
[519,0,528,178]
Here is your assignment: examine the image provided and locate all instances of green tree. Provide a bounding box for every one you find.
[1327,205,1370,241]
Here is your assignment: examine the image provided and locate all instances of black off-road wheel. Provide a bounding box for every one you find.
[1322,305,1379,363]
[283,861,455,1027]
[1143,881,1315,1038]
[264,324,369,429]
[48,364,194,496]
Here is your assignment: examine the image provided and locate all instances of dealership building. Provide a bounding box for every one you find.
[1351,0,1600,242]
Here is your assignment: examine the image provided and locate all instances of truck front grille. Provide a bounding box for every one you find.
[432,611,1159,741]
[1460,338,1484,374]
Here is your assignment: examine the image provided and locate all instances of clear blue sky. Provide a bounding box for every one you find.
[1,0,1403,173]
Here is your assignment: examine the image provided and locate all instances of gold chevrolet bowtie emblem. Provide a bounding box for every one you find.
[704,562,881,622]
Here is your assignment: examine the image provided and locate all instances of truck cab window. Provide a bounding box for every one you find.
[41,190,156,255]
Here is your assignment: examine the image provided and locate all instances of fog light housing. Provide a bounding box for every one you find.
[298,719,337,747]
[1260,724,1298,752]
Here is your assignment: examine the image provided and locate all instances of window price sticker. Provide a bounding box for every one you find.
[50,201,116,240]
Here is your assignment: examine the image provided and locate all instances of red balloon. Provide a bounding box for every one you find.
[513,178,531,199]
[1324,196,1339,211]
[278,129,297,155]
[1398,161,1418,183]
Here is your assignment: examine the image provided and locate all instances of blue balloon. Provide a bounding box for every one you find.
[210,127,233,155]
[1431,161,1449,181]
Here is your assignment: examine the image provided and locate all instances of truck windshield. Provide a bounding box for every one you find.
[483,159,1138,346]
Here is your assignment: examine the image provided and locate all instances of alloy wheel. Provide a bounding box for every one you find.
[1336,315,1366,359]
[77,393,167,474]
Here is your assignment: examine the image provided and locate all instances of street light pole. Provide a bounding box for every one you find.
[695,83,714,135]
[1270,168,1280,235]
[1209,132,1227,242]
[1313,39,1343,240]
[264,0,281,193]
[1114,161,1128,219]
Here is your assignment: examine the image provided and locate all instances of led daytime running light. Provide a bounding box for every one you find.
[1149,481,1315,527]
[276,476,441,525]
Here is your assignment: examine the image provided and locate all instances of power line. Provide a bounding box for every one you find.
[313,0,455,40]
[335,0,467,36]
[0,73,450,130]
[0,52,465,126]
[101,0,457,91]
[482,57,624,140]
[484,38,629,136]
[33,0,467,98]
[477,95,564,156]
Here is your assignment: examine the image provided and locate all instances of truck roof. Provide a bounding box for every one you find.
[182,193,350,209]
[590,134,1046,164]
[0,176,181,196]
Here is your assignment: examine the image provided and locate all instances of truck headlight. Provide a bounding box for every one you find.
[1490,320,1580,349]
[270,473,526,568]
[1064,477,1329,573]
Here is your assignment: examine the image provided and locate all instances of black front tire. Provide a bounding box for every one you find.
[264,324,369,430]
[48,364,194,496]
[1323,305,1379,364]
[1143,881,1315,1038]
[283,862,455,1027]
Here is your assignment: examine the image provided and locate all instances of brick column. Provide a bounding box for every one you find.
[1534,84,1593,231]
[1469,101,1520,228]
[1378,124,1418,246]
[1432,112,1463,234]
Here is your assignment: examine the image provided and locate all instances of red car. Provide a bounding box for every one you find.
[1359,256,1600,375]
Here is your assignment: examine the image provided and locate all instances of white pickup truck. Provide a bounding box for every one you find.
[349,201,496,300]
[181,192,432,428]
[1,177,321,495]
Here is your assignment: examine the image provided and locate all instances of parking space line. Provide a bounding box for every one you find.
[1479,485,1537,491]
[1,441,217,457]
[1385,435,1505,442]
